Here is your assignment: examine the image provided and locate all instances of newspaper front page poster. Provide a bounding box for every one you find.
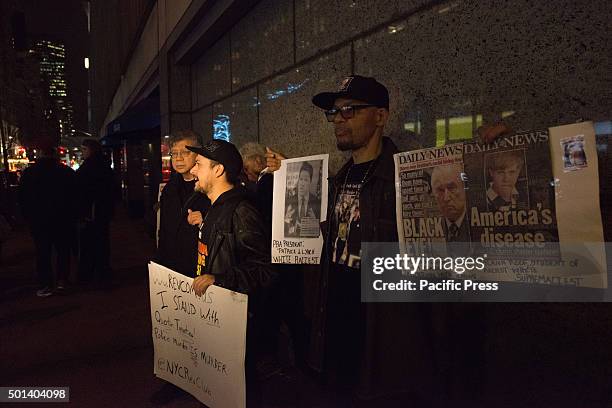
[271,154,328,264]
[149,262,248,408]
[394,127,606,289]
[394,143,466,256]
[463,129,560,258]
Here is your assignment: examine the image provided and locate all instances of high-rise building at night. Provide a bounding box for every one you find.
[34,39,74,140]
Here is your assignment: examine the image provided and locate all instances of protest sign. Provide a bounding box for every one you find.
[271,154,328,264]
[149,262,247,407]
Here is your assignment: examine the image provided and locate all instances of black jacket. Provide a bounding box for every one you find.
[310,136,398,367]
[76,154,115,222]
[309,137,435,398]
[19,157,78,229]
[199,187,275,296]
[157,173,210,277]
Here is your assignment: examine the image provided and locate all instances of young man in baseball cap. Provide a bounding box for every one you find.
[186,139,276,402]
[186,138,274,295]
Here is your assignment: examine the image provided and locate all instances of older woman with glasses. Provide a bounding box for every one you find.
[155,130,210,278]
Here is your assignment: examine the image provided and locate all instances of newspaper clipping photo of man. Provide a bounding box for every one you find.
[394,143,469,258]
[284,160,322,238]
[271,154,328,264]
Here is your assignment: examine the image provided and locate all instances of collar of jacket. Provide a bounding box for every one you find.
[210,185,248,208]
[333,136,398,186]
[166,171,193,189]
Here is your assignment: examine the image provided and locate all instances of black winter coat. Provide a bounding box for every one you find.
[19,157,78,229]
[157,173,210,277]
[76,155,115,222]
[309,137,436,399]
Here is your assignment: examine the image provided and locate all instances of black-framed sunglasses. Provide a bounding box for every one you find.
[324,104,376,122]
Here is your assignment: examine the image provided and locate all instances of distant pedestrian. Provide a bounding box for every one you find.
[19,147,77,296]
[76,139,115,288]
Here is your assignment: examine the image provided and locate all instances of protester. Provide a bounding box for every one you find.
[76,139,115,288]
[150,130,210,405]
[307,75,435,404]
[157,130,210,276]
[262,77,507,405]
[238,142,285,229]
[187,139,276,404]
[19,146,77,296]
[238,143,310,375]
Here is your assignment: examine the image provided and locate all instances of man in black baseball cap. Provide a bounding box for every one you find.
[312,75,390,156]
[309,76,434,402]
[185,137,273,292]
[312,74,389,111]
[186,139,243,189]
[186,138,276,402]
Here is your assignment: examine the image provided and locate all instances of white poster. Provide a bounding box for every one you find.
[271,154,328,264]
[549,121,607,288]
[148,262,248,408]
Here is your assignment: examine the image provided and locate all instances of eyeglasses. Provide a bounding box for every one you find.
[324,104,376,122]
[169,150,194,159]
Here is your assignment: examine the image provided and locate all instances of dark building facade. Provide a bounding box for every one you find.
[91,0,611,222]
[88,0,612,403]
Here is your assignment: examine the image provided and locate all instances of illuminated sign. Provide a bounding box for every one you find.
[213,114,231,142]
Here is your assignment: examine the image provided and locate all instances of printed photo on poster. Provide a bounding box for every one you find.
[464,129,560,268]
[394,144,469,258]
[561,134,588,172]
[430,163,471,245]
[484,149,529,212]
[284,160,323,238]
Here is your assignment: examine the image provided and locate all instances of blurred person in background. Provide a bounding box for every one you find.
[19,146,78,296]
[76,139,115,288]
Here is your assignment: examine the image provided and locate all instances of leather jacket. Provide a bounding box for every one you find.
[157,173,210,277]
[199,187,276,295]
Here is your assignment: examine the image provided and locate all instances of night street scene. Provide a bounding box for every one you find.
[1,1,611,407]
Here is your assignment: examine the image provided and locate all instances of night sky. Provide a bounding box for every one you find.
[7,0,89,133]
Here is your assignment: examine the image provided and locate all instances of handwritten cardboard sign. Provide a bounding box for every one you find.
[148,262,248,407]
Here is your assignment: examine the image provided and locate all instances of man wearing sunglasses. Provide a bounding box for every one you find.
[308,75,509,405]
[308,76,437,403]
